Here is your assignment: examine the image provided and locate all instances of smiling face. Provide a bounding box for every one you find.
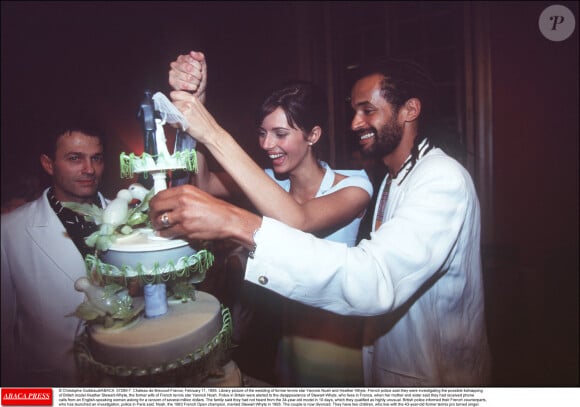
[258,107,314,175]
[350,73,404,160]
[40,131,104,203]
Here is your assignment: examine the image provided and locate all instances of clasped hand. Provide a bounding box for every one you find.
[167,50,223,146]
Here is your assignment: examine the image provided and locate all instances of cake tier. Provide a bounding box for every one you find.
[101,228,195,271]
[89,291,221,368]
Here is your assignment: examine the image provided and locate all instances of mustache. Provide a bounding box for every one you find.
[353,127,377,137]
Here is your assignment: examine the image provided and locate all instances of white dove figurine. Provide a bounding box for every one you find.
[74,277,126,316]
[102,189,133,226]
[62,185,154,252]
[128,183,150,202]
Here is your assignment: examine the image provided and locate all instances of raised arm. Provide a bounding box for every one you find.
[171,92,371,234]
[169,51,239,197]
[168,52,370,234]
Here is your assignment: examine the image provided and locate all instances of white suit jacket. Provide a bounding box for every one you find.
[246,146,491,386]
[1,188,107,386]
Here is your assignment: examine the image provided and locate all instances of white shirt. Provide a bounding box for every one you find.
[265,161,373,246]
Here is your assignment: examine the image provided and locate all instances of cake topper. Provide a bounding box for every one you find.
[138,90,158,158]
[121,91,197,193]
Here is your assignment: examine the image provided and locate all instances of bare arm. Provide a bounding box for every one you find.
[169,51,238,197]
[172,92,371,234]
[189,146,238,198]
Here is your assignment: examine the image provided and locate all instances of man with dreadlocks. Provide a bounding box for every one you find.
[149,58,491,386]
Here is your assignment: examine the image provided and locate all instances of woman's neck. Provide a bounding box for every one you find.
[288,157,325,204]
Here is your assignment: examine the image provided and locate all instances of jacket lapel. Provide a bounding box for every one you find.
[27,192,87,282]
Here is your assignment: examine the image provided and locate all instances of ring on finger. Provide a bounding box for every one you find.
[160,212,171,228]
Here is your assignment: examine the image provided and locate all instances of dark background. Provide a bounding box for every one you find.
[2,1,578,387]
[2,1,307,197]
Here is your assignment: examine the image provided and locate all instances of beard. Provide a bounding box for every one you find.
[359,117,404,160]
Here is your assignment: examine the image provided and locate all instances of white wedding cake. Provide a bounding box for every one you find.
[69,92,235,386]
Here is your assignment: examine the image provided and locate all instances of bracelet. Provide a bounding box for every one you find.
[248,227,260,259]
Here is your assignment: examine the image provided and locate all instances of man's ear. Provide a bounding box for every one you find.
[402,98,421,122]
[307,126,322,145]
[40,154,54,176]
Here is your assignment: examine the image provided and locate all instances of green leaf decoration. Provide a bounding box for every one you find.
[74,301,105,321]
[119,225,133,235]
[99,224,115,235]
[133,189,155,212]
[102,283,125,297]
[61,202,104,225]
[96,235,113,252]
[111,295,142,320]
[170,281,196,302]
[125,211,148,227]
[85,231,100,248]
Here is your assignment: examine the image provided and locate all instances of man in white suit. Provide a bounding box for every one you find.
[1,118,108,386]
[149,58,492,386]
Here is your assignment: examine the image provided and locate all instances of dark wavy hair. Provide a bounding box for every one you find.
[257,81,328,139]
[39,110,107,159]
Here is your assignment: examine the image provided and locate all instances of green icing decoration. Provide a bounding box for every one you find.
[84,250,214,287]
[120,149,198,179]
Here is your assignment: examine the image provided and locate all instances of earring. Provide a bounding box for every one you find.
[308,142,313,146]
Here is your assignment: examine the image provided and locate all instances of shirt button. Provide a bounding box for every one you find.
[258,276,268,285]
